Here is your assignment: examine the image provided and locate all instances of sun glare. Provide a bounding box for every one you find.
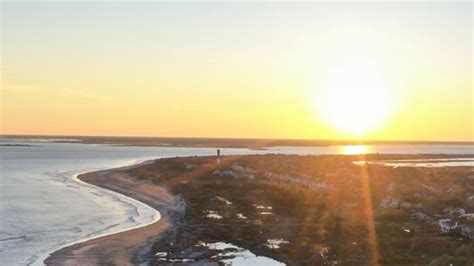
[317,56,394,135]
[340,145,371,155]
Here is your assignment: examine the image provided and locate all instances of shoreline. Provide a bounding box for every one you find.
[33,172,159,265]
[31,159,160,265]
[44,160,181,265]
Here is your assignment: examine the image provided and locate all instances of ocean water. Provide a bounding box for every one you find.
[266,144,474,155]
[0,141,267,265]
[0,140,472,265]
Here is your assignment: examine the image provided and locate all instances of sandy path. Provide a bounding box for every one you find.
[45,163,179,265]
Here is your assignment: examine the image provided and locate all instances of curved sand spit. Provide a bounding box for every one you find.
[45,161,178,266]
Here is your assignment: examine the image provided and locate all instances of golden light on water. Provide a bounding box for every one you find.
[340,145,371,155]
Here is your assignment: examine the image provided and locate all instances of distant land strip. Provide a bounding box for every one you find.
[1,135,473,149]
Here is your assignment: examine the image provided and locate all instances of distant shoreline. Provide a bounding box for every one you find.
[1,134,473,149]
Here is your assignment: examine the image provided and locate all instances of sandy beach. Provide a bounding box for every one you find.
[45,161,183,265]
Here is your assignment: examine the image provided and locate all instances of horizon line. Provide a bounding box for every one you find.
[1,133,473,145]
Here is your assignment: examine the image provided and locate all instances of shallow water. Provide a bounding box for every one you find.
[0,140,472,265]
[355,158,474,167]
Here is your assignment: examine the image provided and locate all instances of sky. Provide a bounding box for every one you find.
[1,1,472,141]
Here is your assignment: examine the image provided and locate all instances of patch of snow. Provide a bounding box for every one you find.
[265,239,289,249]
[460,213,474,219]
[206,210,223,219]
[200,242,239,250]
[157,258,195,262]
[215,196,232,205]
[199,241,284,265]
[255,205,272,210]
[439,219,458,233]
[236,213,247,219]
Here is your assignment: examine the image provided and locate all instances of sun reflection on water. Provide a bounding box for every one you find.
[340,145,371,155]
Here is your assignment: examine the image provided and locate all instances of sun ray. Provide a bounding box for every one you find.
[358,155,380,265]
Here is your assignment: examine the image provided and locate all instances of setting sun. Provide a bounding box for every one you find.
[317,56,394,135]
[1,2,473,266]
[2,1,472,142]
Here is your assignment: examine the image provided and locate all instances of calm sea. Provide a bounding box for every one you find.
[0,140,472,265]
